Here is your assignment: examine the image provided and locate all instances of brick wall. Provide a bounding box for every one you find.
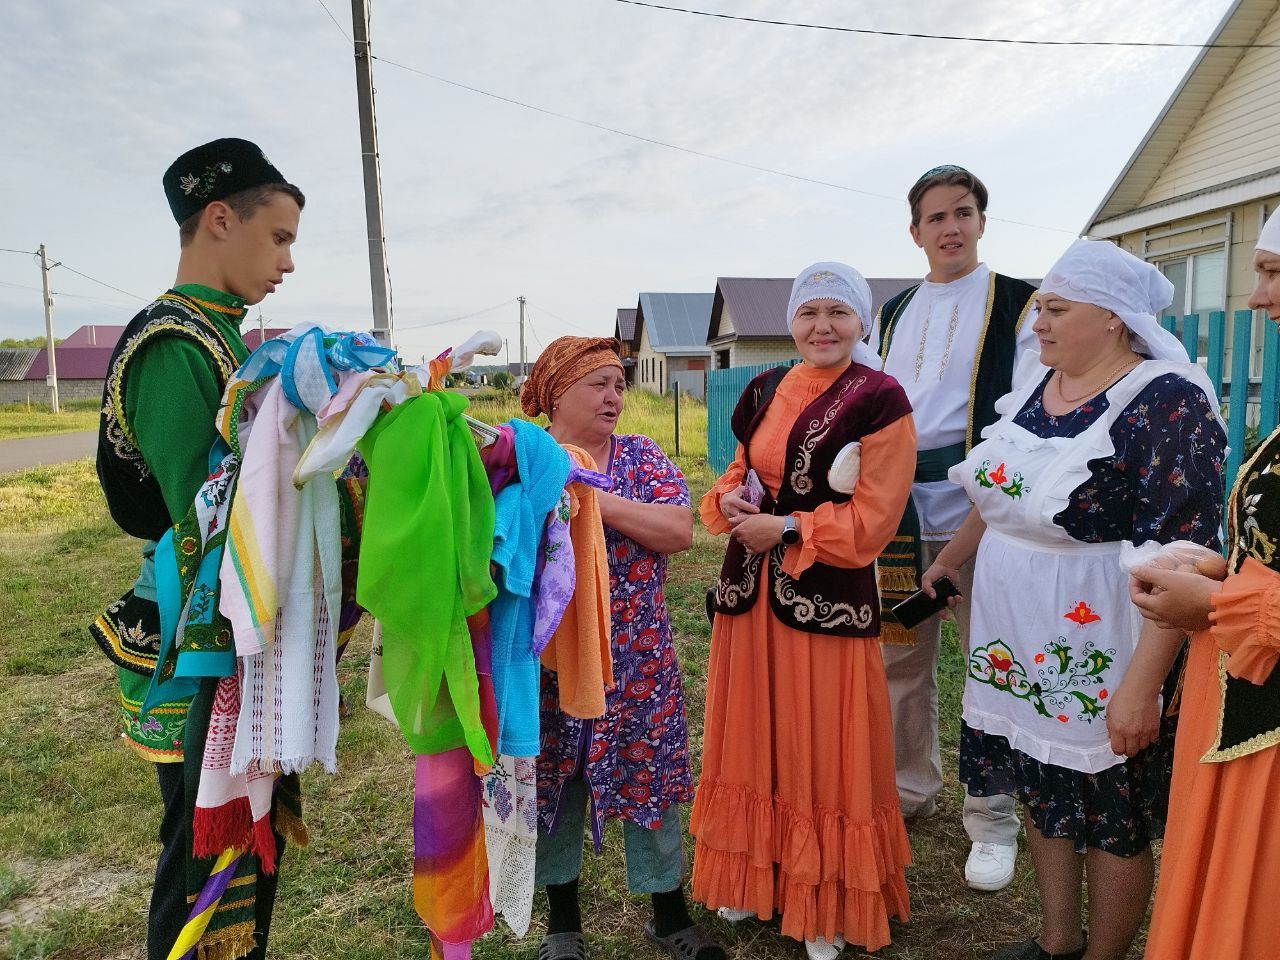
[731,339,799,367]
[0,379,104,405]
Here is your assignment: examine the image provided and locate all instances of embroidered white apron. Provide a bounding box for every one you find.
[949,361,1204,774]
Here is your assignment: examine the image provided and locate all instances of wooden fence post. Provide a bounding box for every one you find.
[674,388,681,457]
[1260,316,1279,438]
[1226,309,1254,487]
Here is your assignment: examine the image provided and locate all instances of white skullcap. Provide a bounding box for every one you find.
[1258,207,1280,256]
[1039,239,1187,363]
[786,261,880,367]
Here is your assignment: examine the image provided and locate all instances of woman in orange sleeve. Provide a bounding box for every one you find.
[1130,209,1280,960]
[690,262,916,959]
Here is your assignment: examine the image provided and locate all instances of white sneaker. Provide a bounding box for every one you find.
[804,935,846,960]
[716,906,753,923]
[965,840,1016,891]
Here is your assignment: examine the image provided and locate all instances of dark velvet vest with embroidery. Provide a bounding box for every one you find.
[96,294,241,542]
[712,362,913,637]
[1206,425,1280,761]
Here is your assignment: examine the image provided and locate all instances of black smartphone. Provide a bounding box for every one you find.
[890,576,961,631]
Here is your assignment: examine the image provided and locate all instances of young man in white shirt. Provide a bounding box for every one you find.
[872,165,1038,893]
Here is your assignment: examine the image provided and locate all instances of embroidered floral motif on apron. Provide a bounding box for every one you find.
[950,362,1200,774]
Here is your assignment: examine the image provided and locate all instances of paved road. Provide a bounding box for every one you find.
[0,431,97,474]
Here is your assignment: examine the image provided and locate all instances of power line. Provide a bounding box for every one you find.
[1,249,145,300]
[312,0,351,41]
[607,0,1279,49]
[525,310,546,351]
[370,53,1074,235]
[0,279,137,308]
[396,297,519,331]
[55,263,146,301]
[307,1,1070,234]
[526,301,605,337]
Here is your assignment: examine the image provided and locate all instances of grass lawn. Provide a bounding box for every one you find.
[0,400,100,442]
[0,391,1147,959]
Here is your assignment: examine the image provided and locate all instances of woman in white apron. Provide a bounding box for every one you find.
[922,240,1226,960]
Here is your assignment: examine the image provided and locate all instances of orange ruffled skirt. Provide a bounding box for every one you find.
[690,564,910,950]
[1143,630,1280,959]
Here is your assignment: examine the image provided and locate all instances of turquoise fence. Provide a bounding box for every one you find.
[706,311,1279,484]
[1162,310,1278,488]
[706,360,797,472]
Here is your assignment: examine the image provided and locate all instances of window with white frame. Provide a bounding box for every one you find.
[1156,249,1226,362]
[1143,218,1230,366]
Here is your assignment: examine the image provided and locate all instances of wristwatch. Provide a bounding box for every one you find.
[780,516,801,546]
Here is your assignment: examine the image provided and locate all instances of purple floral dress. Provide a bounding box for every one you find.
[536,434,694,848]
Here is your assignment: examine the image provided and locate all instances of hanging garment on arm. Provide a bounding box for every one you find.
[357,389,499,766]
[539,444,614,719]
[490,419,574,757]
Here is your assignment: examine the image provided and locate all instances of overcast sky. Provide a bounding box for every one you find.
[0,0,1233,363]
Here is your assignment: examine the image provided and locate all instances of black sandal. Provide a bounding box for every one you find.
[989,936,1085,960]
[644,920,726,960]
[539,931,588,960]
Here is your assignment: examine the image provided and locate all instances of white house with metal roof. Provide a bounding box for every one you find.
[1085,0,1280,376]
[631,292,713,397]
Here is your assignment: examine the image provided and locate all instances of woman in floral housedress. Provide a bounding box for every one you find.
[522,336,724,960]
[923,240,1226,960]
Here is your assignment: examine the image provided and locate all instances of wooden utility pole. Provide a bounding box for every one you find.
[351,0,394,348]
[38,244,59,413]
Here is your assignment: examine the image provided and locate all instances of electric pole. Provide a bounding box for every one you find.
[38,244,59,413]
[518,296,527,378]
[351,0,394,349]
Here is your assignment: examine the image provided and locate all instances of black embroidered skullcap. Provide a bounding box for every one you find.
[163,138,288,224]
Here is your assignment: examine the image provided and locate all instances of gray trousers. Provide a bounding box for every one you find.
[881,538,1019,845]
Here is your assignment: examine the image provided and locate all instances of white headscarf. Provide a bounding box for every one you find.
[1039,238,1226,433]
[1259,207,1280,256]
[787,261,880,368]
[1039,239,1189,362]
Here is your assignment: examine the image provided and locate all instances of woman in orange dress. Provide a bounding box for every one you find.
[1129,210,1280,959]
[691,262,916,959]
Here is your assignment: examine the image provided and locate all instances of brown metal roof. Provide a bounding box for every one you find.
[708,277,922,341]
[614,308,637,343]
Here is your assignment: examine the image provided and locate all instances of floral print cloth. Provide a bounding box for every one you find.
[1013,371,1226,546]
[482,753,539,936]
[960,673,1177,857]
[537,434,694,846]
[532,489,575,657]
[959,369,1225,851]
[530,460,615,658]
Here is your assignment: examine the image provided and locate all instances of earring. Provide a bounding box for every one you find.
[1107,326,1116,331]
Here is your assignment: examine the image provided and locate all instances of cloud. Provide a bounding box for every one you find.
[0,0,1237,357]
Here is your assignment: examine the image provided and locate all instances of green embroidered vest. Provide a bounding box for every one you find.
[96,291,243,542]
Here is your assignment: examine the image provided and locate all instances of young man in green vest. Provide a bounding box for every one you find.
[92,138,303,959]
[872,165,1038,893]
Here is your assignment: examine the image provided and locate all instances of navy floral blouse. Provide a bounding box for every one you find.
[1013,370,1227,548]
